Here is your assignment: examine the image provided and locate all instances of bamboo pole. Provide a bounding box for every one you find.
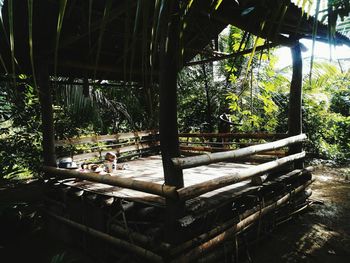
[179,132,287,139]
[172,180,312,263]
[109,224,171,252]
[172,134,306,169]
[46,211,164,263]
[177,152,306,201]
[181,166,313,219]
[42,166,178,200]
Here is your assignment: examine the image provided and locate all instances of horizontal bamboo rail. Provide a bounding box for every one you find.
[72,141,160,161]
[178,132,288,139]
[46,211,164,263]
[172,134,307,169]
[179,145,286,157]
[172,180,313,263]
[173,178,312,256]
[176,151,306,201]
[55,130,158,146]
[42,166,178,200]
[110,224,171,252]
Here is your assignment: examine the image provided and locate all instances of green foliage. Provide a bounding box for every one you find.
[0,80,42,179]
[223,31,280,133]
[330,89,350,116]
[303,94,350,162]
[178,60,228,132]
[272,61,350,163]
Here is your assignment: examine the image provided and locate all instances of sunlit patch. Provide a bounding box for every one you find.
[317,175,333,182]
[282,224,341,262]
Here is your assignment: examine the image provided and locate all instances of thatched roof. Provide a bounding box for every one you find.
[0,0,349,82]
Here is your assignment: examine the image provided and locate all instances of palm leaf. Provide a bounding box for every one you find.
[54,0,68,78]
[88,0,93,48]
[309,0,321,84]
[27,0,36,89]
[245,21,266,79]
[129,0,142,81]
[94,0,112,80]
[7,0,15,85]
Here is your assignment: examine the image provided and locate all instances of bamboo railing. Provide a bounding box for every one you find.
[173,134,306,169]
[177,151,306,200]
[47,133,308,201]
[55,130,160,163]
[171,180,313,263]
[45,133,312,261]
[42,166,178,199]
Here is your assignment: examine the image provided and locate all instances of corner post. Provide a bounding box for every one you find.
[37,60,57,167]
[159,0,184,243]
[288,41,303,168]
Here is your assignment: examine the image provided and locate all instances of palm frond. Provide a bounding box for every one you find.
[27,0,36,88]
[54,0,67,77]
[94,0,112,80]
[7,0,15,85]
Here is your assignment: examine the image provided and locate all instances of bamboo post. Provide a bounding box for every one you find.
[288,41,304,168]
[42,166,178,200]
[177,151,306,201]
[159,0,184,243]
[37,60,57,167]
[172,134,307,169]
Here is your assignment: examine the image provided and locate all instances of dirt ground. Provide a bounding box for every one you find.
[247,165,350,263]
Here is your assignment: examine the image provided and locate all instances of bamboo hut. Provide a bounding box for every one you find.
[1,0,349,262]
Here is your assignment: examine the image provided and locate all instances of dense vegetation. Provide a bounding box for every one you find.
[1,25,350,180]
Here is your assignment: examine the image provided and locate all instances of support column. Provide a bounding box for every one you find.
[288,41,303,168]
[159,0,184,244]
[37,60,57,167]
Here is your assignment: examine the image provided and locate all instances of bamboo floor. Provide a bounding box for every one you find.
[58,155,255,207]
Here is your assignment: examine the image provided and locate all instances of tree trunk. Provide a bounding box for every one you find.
[288,41,303,168]
[201,57,213,133]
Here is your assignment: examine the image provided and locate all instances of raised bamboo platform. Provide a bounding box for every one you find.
[43,131,313,262]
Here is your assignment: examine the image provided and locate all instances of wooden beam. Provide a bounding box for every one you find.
[37,61,56,167]
[172,134,307,169]
[288,41,303,168]
[159,0,184,244]
[159,3,184,188]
